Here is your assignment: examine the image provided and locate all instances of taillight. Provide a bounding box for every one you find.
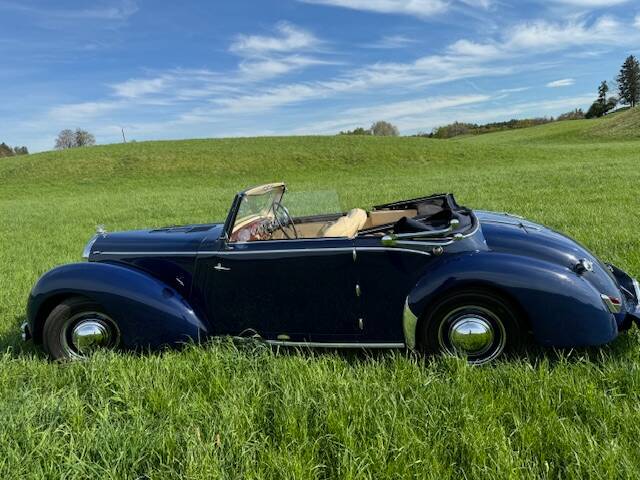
[601,294,622,314]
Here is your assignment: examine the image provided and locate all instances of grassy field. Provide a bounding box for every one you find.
[1,108,640,479]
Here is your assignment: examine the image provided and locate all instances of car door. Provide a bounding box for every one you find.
[354,237,433,343]
[196,237,361,342]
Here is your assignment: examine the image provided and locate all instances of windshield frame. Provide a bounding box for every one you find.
[222,183,286,241]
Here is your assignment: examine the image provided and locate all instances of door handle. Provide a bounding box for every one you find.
[214,263,231,272]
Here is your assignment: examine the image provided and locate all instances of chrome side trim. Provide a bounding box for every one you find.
[633,278,640,303]
[265,340,405,349]
[96,247,432,257]
[96,251,200,256]
[403,299,419,350]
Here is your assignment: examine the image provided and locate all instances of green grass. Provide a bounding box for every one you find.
[1,108,640,479]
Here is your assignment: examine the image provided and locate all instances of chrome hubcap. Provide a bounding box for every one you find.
[71,320,111,354]
[438,305,507,365]
[61,312,118,359]
[449,316,494,355]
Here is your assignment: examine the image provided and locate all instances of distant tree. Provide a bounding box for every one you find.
[430,117,553,138]
[55,128,96,149]
[586,101,606,119]
[74,128,95,147]
[13,146,28,155]
[370,121,399,137]
[55,129,76,150]
[339,127,372,135]
[0,142,14,157]
[597,81,609,106]
[617,55,640,107]
[557,109,585,121]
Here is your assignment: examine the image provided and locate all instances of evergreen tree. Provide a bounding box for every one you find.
[597,81,609,106]
[617,55,640,107]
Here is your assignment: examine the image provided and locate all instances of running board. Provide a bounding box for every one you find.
[265,340,405,349]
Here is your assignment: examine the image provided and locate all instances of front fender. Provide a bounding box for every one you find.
[406,252,618,349]
[27,262,209,350]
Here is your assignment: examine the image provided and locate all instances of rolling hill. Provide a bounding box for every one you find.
[1,110,640,478]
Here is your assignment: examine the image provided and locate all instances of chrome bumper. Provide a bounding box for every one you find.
[21,322,31,342]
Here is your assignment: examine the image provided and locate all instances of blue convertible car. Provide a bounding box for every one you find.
[24,183,640,363]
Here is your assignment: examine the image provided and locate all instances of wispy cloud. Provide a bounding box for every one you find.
[505,16,622,51]
[499,87,531,93]
[227,22,333,80]
[0,0,139,22]
[111,77,169,99]
[447,39,502,58]
[298,0,449,18]
[635,14,640,28]
[230,22,321,55]
[547,78,575,88]
[550,0,631,6]
[47,101,123,122]
[368,34,417,49]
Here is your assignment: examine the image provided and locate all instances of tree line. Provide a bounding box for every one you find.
[0,142,28,158]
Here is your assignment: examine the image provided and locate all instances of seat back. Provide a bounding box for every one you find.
[321,208,367,238]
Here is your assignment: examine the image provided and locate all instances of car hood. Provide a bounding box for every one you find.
[476,210,620,296]
[91,223,224,255]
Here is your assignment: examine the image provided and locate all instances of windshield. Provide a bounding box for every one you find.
[228,184,349,242]
[230,183,285,236]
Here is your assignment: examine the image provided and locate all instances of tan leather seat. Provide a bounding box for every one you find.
[321,208,368,238]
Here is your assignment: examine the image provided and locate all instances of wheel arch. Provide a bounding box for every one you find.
[404,252,618,350]
[30,292,91,344]
[27,262,210,350]
[412,282,531,351]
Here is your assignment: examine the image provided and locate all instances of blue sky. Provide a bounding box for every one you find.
[1,0,639,152]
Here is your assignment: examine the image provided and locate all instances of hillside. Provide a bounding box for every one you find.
[1,112,640,478]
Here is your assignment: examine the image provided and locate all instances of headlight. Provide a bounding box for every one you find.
[82,235,99,259]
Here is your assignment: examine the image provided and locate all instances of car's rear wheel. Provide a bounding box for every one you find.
[42,297,120,360]
[419,290,524,365]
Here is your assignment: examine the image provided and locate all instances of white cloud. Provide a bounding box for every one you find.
[447,39,502,58]
[111,76,168,99]
[499,87,530,93]
[546,78,575,88]
[458,0,492,8]
[635,14,640,28]
[340,94,491,122]
[0,0,139,21]
[238,56,339,81]
[230,22,320,56]
[47,101,122,122]
[298,0,448,18]
[211,52,513,114]
[550,0,630,6]
[506,16,621,51]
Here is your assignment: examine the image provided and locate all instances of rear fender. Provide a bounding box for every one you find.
[27,262,209,349]
[405,252,617,349]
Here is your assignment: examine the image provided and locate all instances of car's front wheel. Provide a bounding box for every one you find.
[420,290,524,365]
[42,297,120,360]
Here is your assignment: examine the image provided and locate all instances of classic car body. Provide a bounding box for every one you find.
[24,183,640,363]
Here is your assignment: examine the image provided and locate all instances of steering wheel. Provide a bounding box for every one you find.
[272,202,298,239]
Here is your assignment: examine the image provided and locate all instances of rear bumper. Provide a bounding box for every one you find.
[21,322,31,342]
